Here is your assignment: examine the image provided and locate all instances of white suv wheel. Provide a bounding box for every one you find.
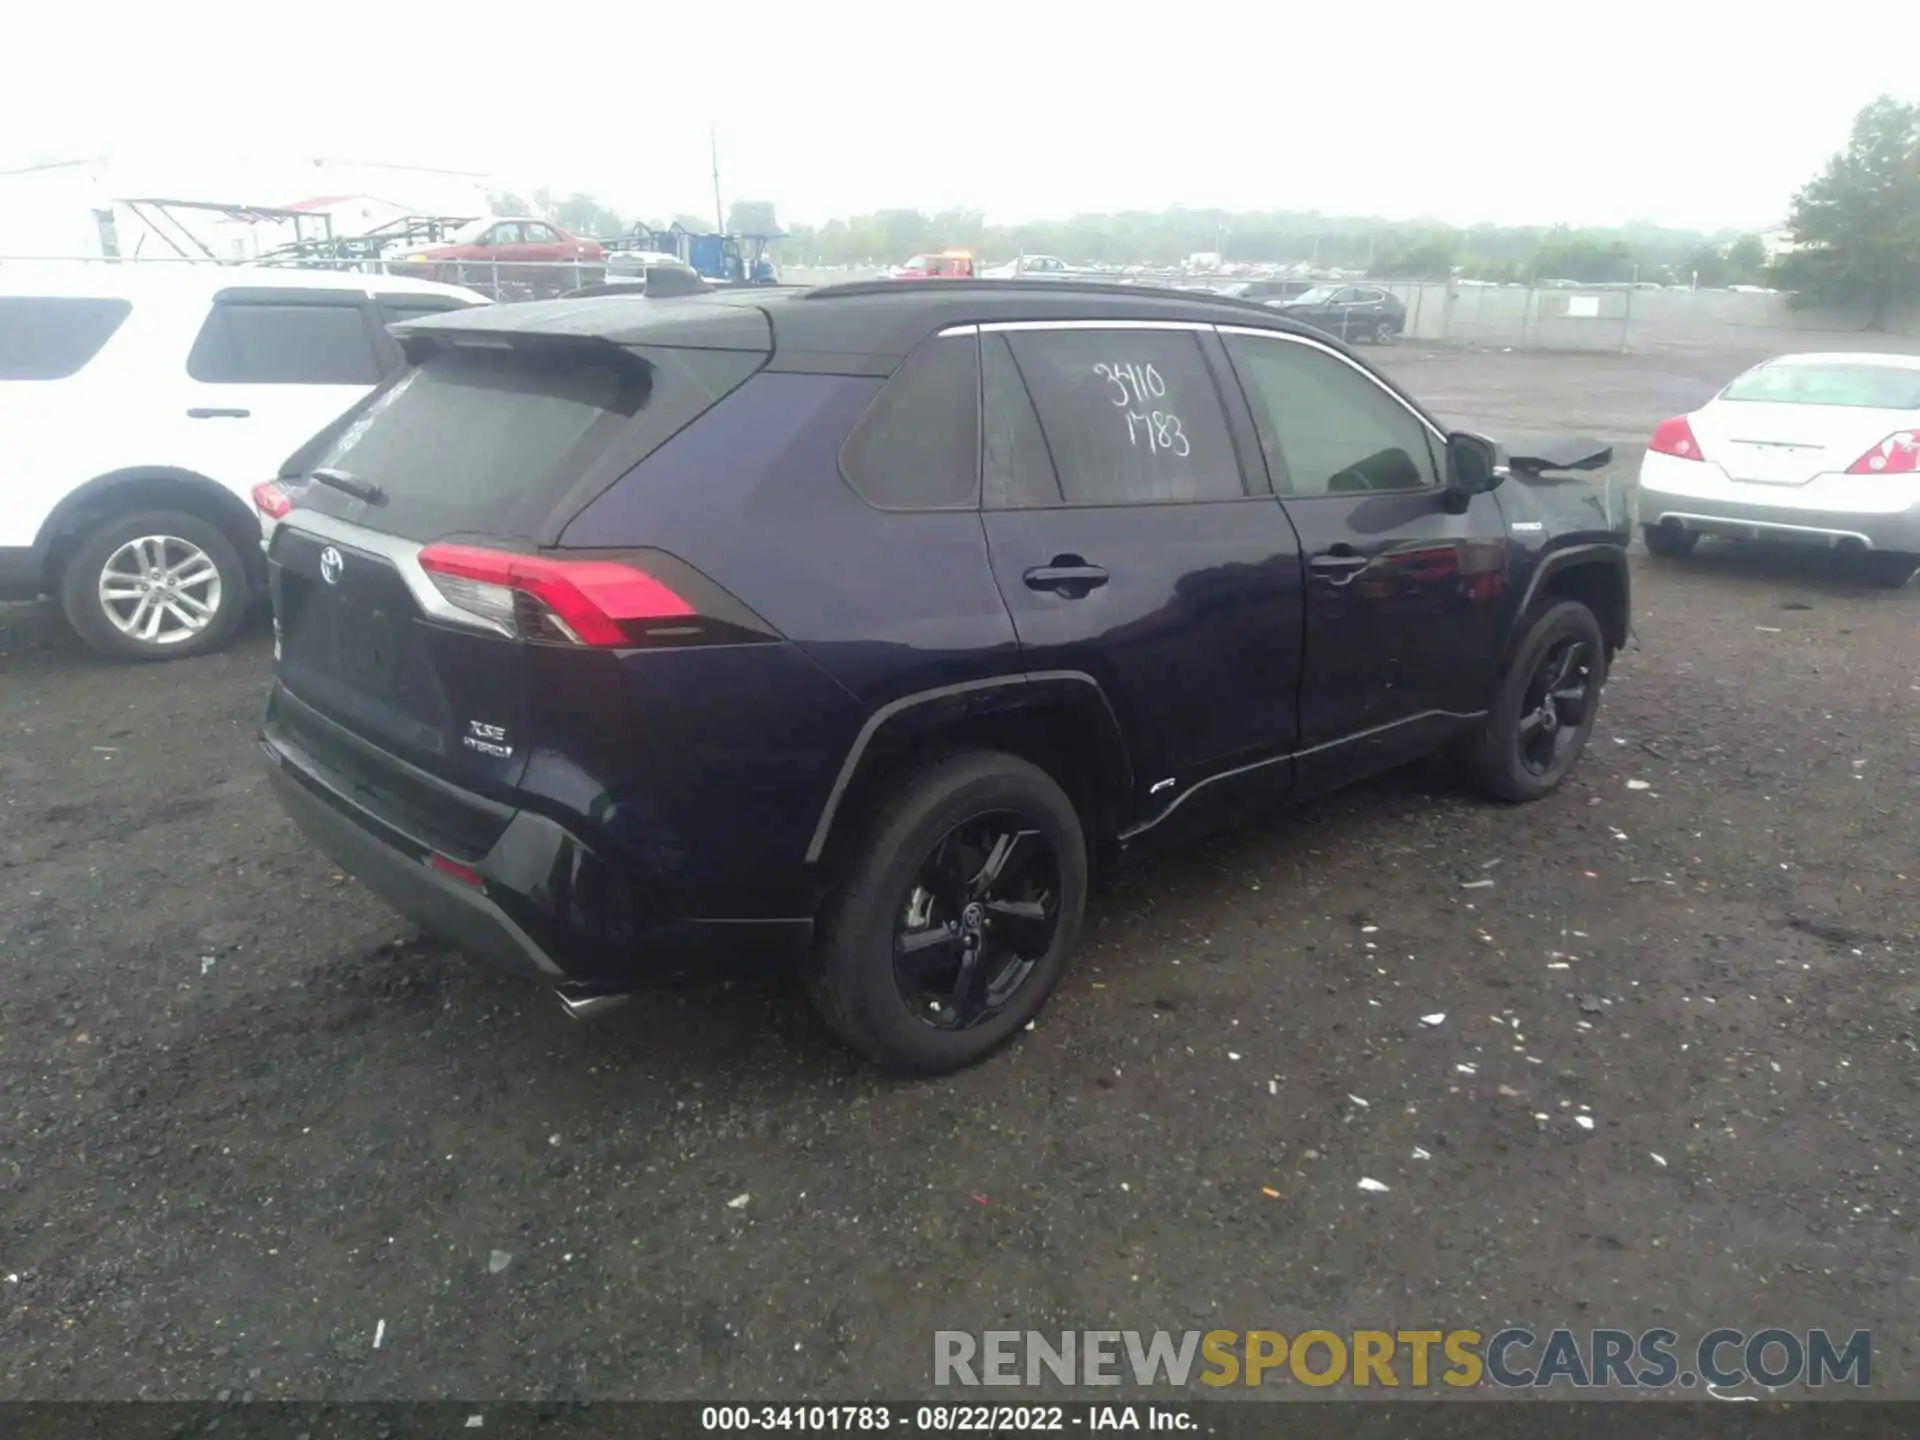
[59,509,249,662]
[97,534,223,645]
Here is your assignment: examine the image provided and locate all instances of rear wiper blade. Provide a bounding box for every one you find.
[309,467,386,505]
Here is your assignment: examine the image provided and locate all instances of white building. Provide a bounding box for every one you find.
[0,153,492,261]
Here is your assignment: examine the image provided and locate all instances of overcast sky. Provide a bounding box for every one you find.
[4,0,1913,231]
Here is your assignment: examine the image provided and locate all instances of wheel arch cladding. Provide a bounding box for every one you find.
[1514,548,1629,660]
[807,676,1134,873]
[37,468,265,590]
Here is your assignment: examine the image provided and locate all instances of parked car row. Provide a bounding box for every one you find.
[884,260,1409,344]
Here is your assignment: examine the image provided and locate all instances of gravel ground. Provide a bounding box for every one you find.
[2,348,1916,1402]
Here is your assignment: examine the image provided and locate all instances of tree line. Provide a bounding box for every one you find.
[492,94,1920,320]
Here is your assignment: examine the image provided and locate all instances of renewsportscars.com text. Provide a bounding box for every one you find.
[934,1328,1871,1390]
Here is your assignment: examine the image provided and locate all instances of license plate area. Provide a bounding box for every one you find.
[325,591,404,696]
[1727,444,1819,486]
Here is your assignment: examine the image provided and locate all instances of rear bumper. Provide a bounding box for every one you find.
[260,696,813,990]
[265,745,563,981]
[1637,453,1920,553]
[0,546,44,601]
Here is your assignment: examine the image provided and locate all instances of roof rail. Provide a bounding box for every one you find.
[799,277,1292,316]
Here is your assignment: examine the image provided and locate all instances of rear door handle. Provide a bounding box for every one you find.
[1024,561,1109,594]
[187,407,251,419]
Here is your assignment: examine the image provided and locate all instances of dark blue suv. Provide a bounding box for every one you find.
[258,280,1631,1074]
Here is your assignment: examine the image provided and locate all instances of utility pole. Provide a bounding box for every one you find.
[710,125,725,234]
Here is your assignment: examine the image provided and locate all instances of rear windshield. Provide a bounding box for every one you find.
[0,297,131,379]
[1722,363,1920,409]
[298,341,762,542]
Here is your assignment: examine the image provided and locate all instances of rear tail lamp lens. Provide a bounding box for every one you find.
[252,481,293,518]
[418,543,696,648]
[1846,432,1920,475]
[1648,416,1705,461]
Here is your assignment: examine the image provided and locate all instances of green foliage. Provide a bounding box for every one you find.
[1530,227,1638,284]
[552,192,625,239]
[1725,233,1768,283]
[1370,232,1458,279]
[761,207,1741,279]
[1684,243,1728,288]
[1777,95,1920,325]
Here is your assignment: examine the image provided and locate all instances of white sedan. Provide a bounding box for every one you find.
[1636,351,1920,586]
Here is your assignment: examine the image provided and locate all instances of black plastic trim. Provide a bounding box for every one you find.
[803,670,1127,863]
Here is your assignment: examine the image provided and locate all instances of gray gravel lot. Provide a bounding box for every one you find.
[2,345,1916,1402]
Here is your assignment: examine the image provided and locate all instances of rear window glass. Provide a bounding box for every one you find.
[0,297,131,380]
[840,336,980,509]
[1722,363,1920,409]
[299,342,762,542]
[188,301,381,385]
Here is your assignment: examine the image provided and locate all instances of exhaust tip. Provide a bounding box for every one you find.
[557,989,632,1020]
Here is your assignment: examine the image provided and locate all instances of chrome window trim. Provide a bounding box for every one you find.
[272,509,513,638]
[966,319,1212,334]
[1214,323,1447,444]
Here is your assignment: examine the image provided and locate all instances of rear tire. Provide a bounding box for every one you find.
[1465,600,1607,803]
[1372,319,1397,345]
[1863,551,1918,588]
[810,752,1088,1076]
[1642,523,1698,558]
[58,510,249,662]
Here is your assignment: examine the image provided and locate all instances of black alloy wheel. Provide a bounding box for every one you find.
[1464,598,1607,803]
[1515,634,1598,779]
[811,751,1088,1075]
[893,813,1061,1032]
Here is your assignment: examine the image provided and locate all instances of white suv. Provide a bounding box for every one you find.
[0,265,488,660]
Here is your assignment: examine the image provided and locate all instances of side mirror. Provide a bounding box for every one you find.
[1446,431,1506,502]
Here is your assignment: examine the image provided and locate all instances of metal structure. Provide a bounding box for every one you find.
[254,214,479,270]
[116,198,336,262]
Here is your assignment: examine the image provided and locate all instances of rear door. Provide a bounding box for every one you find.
[1221,326,1506,792]
[978,321,1306,828]
[270,330,767,794]
[179,287,385,498]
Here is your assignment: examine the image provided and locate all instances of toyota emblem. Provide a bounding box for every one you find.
[319,546,344,585]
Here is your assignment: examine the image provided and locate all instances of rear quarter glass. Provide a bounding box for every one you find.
[0,297,132,380]
[291,342,764,543]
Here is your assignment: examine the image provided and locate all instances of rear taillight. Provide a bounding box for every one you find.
[1648,416,1705,461]
[428,853,484,889]
[418,543,698,648]
[252,481,293,519]
[1845,431,1920,475]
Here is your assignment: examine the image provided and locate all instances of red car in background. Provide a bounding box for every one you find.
[887,249,976,280]
[392,216,605,298]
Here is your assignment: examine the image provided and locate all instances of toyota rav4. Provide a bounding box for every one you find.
[258,280,1631,1074]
